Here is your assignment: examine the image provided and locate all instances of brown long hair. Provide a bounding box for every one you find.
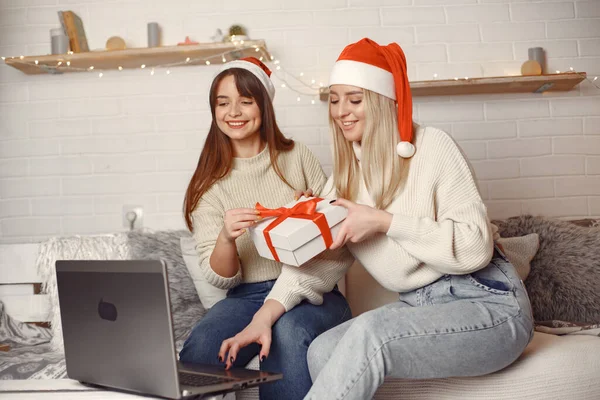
[183,68,294,231]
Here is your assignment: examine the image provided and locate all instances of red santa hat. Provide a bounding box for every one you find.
[219,57,275,100]
[329,38,415,158]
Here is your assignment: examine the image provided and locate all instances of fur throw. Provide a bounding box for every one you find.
[127,230,205,350]
[494,215,600,324]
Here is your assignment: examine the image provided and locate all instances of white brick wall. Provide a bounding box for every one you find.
[1,0,599,242]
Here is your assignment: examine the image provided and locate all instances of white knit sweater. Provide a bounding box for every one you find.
[268,126,494,305]
[190,142,354,311]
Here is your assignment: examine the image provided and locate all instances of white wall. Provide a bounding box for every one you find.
[1,0,599,243]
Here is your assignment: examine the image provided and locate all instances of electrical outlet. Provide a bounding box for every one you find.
[122,205,144,230]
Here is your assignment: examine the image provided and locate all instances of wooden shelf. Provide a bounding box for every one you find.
[4,40,271,75]
[319,72,586,100]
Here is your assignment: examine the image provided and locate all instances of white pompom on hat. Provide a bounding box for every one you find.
[219,57,276,101]
[329,38,415,158]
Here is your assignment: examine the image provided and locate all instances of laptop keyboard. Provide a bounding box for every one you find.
[179,372,236,387]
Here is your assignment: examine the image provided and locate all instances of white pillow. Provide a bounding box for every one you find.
[179,237,228,309]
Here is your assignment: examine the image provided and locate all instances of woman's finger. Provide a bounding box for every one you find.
[218,339,233,363]
[293,190,303,200]
[329,228,348,250]
[232,220,258,231]
[331,198,353,209]
[225,342,241,370]
[259,335,272,362]
[231,212,262,222]
[232,208,260,216]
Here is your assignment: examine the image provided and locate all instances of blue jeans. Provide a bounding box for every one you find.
[305,248,534,400]
[179,280,351,400]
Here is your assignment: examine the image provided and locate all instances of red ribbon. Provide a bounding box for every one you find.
[255,197,333,262]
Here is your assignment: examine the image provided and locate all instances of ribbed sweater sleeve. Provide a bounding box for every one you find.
[266,246,354,311]
[386,129,493,274]
[191,194,242,290]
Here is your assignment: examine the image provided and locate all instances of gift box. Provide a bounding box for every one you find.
[249,197,348,266]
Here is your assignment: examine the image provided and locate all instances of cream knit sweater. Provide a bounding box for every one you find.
[268,126,494,305]
[191,142,354,311]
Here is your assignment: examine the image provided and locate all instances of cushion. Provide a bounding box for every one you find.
[492,222,539,281]
[180,236,228,309]
[126,230,205,350]
[493,215,600,323]
[37,234,131,352]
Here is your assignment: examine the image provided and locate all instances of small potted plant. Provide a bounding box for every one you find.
[224,24,248,42]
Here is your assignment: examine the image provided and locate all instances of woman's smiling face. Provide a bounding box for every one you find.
[329,84,366,142]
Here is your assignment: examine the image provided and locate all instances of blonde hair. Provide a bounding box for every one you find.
[330,89,408,209]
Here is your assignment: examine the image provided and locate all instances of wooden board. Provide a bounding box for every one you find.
[4,40,271,75]
[410,73,586,96]
[319,72,586,100]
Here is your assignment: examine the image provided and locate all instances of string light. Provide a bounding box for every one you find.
[2,44,325,103]
[566,67,600,90]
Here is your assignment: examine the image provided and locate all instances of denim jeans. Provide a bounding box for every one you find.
[179,280,351,400]
[305,247,534,400]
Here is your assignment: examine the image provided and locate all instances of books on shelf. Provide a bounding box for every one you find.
[58,11,89,53]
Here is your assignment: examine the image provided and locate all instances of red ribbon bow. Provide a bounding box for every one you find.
[255,197,333,262]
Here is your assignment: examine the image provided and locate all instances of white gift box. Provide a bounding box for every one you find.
[249,197,348,266]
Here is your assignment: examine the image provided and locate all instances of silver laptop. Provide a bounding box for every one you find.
[55,260,282,399]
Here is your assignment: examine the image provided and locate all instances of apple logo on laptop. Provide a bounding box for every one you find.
[98,298,118,321]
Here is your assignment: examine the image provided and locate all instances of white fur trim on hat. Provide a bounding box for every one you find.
[396,141,415,158]
[219,60,275,100]
[329,60,396,100]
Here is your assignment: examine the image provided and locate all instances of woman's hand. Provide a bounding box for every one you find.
[220,208,261,242]
[219,300,285,370]
[329,198,393,249]
[293,188,313,200]
[219,317,272,370]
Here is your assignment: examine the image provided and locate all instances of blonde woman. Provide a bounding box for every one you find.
[300,38,534,399]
